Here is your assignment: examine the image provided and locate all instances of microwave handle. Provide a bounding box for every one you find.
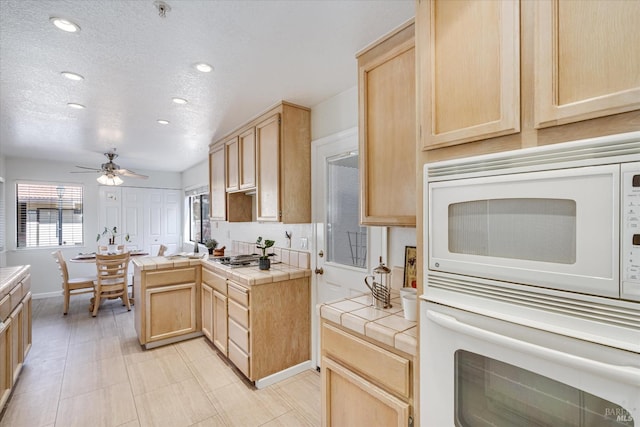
[426,310,640,386]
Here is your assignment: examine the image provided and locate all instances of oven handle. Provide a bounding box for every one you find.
[426,310,640,386]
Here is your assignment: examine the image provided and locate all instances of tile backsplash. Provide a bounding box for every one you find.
[232,240,310,269]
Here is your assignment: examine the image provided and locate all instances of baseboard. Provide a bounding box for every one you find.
[254,360,313,389]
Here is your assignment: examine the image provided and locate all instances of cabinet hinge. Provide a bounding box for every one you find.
[278,118,282,125]
[408,415,414,427]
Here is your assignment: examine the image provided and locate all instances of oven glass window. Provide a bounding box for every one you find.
[455,350,634,427]
[448,198,576,264]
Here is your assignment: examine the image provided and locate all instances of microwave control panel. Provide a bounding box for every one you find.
[622,162,640,301]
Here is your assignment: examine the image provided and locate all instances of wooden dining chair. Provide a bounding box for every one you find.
[92,252,131,317]
[157,244,168,256]
[52,250,96,315]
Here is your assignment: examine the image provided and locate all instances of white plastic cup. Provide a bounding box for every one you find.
[401,294,417,321]
[399,287,417,299]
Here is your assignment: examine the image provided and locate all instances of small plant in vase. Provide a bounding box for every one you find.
[256,237,275,270]
[97,226,129,253]
[204,238,223,255]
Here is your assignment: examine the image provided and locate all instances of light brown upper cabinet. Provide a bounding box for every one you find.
[225,129,256,193]
[210,101,311,224]
[418,0,520,150]
[534,0,640,128]
[225,136,239,192]
[209,143,226,220]
[358,20,416,227]
[238,127,256,190]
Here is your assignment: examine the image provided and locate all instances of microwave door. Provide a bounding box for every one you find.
[428,164,620,298]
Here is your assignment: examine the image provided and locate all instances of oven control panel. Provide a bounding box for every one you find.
[622,162,640,301]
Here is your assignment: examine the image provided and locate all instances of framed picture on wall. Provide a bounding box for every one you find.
[403,246,417,288]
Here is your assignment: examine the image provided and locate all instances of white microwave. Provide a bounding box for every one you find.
[425,131,640,302]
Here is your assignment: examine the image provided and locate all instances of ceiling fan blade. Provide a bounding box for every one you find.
[116,169,148,179]
[75,165,101,171]
[70,170,101,174]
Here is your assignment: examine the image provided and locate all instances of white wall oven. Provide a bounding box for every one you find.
[421,132,640,426]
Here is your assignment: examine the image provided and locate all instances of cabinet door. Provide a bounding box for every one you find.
[534,0,640,128]
[239,128,256,190]
[225,136,239,192]
[0,318,11,409]
[212,290,228,355]
[9,303,23,384]
[256,113,281,222]
[201,282,213,341]
[418,0,520,149]
[145,283,198,343]
[358,22,416,226]
[322,357,410,427]
[209,144,227,220]
[21,293,31,360]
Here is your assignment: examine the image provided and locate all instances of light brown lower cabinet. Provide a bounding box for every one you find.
[321,322,413,427]
[212,289,228,354]
[201,282,213,341]
[134,265,202,348]
[0,267,32,411]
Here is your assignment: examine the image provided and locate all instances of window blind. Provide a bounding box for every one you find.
[16,183,84,248]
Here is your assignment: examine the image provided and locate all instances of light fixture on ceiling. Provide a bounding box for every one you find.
[67,103,85,109]
[194,63,213,73]
[96,174,123,186]
[154,1,171,18]
[157,119,170,125]
[61,71,84,81]
[50,17,80,33]
[172,97,188,105]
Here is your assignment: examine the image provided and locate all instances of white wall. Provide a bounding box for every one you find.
[0,154,5,267]
[4,156,182,296]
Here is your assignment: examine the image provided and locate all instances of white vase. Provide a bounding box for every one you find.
[107,244,118,253]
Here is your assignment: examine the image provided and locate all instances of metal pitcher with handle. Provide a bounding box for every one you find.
[364,257,391,309]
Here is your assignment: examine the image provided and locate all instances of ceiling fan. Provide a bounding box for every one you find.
[73,151,148,185]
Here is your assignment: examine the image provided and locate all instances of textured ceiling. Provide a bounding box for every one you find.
[0,0,414,174]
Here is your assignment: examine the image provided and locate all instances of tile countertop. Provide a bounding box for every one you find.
[0,265,30,300]
[132,256,311,288]
[319,291,417,357]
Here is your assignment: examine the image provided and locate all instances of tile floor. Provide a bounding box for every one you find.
[0,294,321,427]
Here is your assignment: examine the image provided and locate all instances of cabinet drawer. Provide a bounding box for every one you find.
[227,282,249,306]
[322,322,411,399]
[228,299,249,328]
[9,283,23,310]
[228,318,249,353]
[145,267,197,287]
[0,295,10,323]
[228,339,250,378]
[202,268,226,294]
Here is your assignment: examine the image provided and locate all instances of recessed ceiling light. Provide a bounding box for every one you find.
[172,97,188,105]
[194,63,213,73]
[67,103,85,109]
[61,71,84,81]
[50,17,80,33]
[157,119,170,125]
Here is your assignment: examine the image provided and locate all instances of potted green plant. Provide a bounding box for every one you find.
[256,236,275,270]
[97,226,129,252]
[204,238,219,255]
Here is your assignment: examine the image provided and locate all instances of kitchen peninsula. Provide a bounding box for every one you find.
[132,246,311,388]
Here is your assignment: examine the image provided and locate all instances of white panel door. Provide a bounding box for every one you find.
[121,188,145,251]
[163,190,181,254]
[145,190,164,256]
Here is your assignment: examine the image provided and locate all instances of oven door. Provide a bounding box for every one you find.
[420,301,640,427]
[428,164,620,297]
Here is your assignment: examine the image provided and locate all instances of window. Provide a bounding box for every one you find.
[16,183,84,248]
[187,188,210,244]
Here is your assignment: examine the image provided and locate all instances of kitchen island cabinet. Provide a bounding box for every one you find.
[319,292,417,427]
[133,257,202,349]
[0,265,32,411]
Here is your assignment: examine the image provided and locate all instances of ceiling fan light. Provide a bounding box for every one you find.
[61,71,84,81]
[97,174,123,186]
[50,17,80,33]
